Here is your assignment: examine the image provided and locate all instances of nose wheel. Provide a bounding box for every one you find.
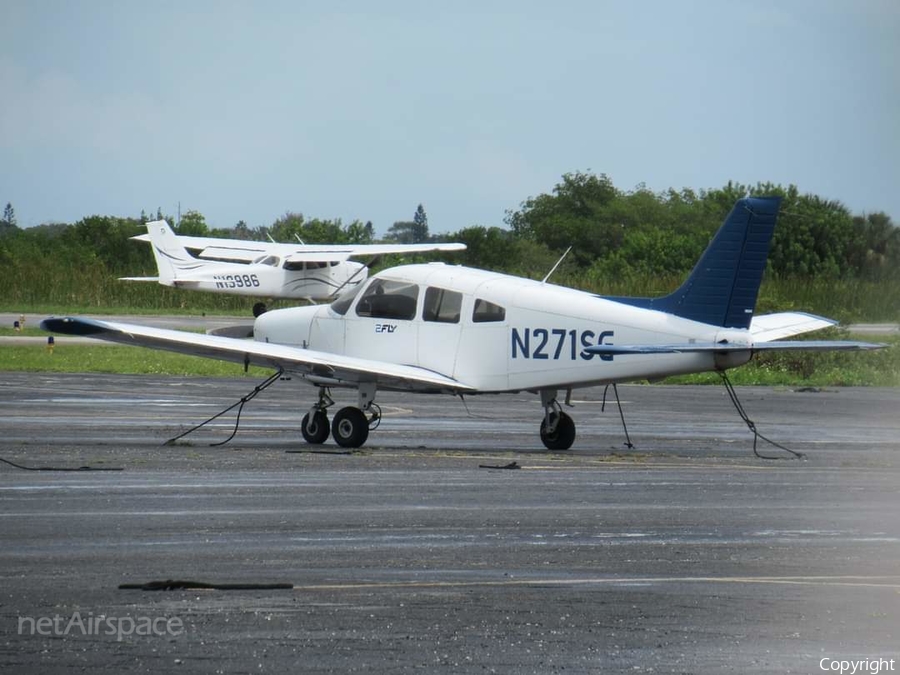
[302,388,334,445]
[301,410,330,444]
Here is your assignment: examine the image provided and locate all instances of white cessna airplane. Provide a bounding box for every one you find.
[47,197,882,451]
[122,220,467,314]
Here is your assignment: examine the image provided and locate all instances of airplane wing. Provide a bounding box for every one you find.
[41,317,474,394]
[216,242,467,264]
[131,231,466,264]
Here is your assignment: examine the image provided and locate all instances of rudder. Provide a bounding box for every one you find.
[144,220,203,285]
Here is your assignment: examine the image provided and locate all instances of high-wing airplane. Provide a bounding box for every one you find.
[121,220,467,314]
[47,197,883,451]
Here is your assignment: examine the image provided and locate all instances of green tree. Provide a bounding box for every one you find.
[847,212,900,279]
[233,220,251,239]
[266,212,305,242]
[386,205,430,244]
[176,210,209,236]
[505,172,623,265]
[345,220,375,244]
[413,204,428,235]
[64,215,152,274]
[3,202,17,228]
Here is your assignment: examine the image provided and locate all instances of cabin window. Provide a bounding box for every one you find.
[283,260,328,271]
[423,287,462,324]
[472,298,506,323]
[253,255,280,267]
[355,279,419,320]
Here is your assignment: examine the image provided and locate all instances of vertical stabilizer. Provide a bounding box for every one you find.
[608,197,781,328]
[144,220,202,286]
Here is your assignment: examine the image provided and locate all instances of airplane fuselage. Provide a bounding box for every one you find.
[165,259,368,301]
[254,263,753,393]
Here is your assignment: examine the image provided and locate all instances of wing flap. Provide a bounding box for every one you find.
[41,317,474,393]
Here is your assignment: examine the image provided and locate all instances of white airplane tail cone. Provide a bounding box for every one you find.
[144,220,203,286]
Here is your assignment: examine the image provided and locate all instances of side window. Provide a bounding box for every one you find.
[355,279,419,320]
[472,298,506,323]
[423,287,462,324]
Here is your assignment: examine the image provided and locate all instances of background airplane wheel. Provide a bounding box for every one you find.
[252,302,267,317]
[331,407,369,448]
[301,410,330,444]
[540,411,576,450]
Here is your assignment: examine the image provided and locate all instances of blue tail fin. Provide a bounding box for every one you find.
[608,196,782,328]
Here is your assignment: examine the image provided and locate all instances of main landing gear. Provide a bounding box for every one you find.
[301,384,381,449]
[304,386,578,451]
[539,389,576,451]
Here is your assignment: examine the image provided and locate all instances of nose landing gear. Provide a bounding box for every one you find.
[301,388,334,444]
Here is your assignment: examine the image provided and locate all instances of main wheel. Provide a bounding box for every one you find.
[540,411,576,450]
[252,302,268,317]
[331,407,370,448]
[301,410,330,444]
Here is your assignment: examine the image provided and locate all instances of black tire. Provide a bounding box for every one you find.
[331,407,369,448]
[301,410,330,444]
[252,302,268,318]
[540,411,576,450]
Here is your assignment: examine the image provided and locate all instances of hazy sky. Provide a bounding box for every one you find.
[1,1,897,234]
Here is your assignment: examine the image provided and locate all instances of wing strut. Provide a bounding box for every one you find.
[327,255,380,299]
[164,368,284,447]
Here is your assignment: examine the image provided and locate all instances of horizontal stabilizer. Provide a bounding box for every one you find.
[585,340,885,356]
[749,312,837,341]
[118,276,159,282]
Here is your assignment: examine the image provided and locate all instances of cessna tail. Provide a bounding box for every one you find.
[50,197,883,451]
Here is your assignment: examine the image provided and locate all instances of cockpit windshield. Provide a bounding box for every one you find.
[329,282,365,316]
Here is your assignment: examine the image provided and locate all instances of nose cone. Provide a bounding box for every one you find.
[253,305,321,347]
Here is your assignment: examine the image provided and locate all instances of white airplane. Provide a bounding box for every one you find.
[121,220,467,315]
[47,197,882,451]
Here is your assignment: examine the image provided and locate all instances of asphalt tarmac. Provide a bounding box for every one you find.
[1,372,899,674]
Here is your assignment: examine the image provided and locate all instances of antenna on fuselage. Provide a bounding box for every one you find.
[542,246,572,284]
